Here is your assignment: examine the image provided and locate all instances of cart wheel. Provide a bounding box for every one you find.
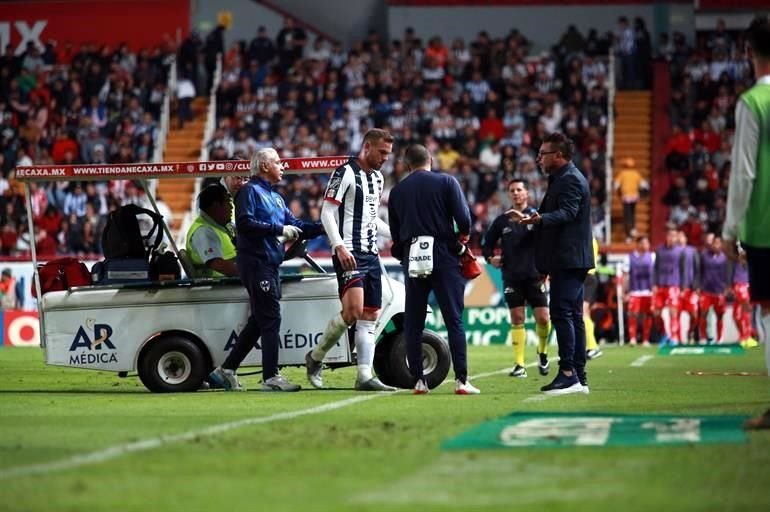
[387,330,451,389]
[138,336,206,393]
[373,334,396,386]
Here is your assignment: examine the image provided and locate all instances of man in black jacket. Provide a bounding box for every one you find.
[482,179,551,378]
[514,133,594,394]
[388,144,480,395]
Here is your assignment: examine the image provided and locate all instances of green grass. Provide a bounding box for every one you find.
[1,345,769,512]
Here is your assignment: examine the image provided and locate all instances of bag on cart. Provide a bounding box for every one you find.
[32,257,92,297]
[102,204,164,260]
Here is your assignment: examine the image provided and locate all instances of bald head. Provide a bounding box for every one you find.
[404,144,431,171]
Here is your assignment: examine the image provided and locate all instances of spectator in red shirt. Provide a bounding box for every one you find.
[665,124,692,171]
[694,120,721,153]
[51,129,79,164]
[479,107,504,142]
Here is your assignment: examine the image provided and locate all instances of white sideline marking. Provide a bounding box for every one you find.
[0,367,513,481]
[630,355,654,367]
[523,394,552,403]
[0,395,376,481]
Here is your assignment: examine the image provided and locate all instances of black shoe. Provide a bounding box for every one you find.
[540,371,582,395]
[538,353,550,376]
[509,364,527,378]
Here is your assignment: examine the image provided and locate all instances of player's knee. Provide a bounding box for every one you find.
[341,307,363,325]
[511,311,525,325]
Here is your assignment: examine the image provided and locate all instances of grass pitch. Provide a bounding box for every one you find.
[1,345,769,512]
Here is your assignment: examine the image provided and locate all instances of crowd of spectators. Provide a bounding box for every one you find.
[0,38,175,257]
[202,19,614,251]
[660,19,755,247]
[2,18,616,259]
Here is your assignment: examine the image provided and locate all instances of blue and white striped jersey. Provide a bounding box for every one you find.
[322,157,384,254]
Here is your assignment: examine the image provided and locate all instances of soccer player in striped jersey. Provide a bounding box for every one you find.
[305,129,396,391]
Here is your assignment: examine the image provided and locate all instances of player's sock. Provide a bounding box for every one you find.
[311,313,348,361]
[511,324,525,366]
[584,314,597,350]
[355,319,376,382]
[536,320,550,355]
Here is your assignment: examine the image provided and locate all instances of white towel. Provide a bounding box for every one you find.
[408,236,434,278]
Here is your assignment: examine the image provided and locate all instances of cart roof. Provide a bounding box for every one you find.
[15,156,351,182]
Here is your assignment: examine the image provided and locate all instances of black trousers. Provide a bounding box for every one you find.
[404,264,468,383]
[549,268,589,377]
[223,261,281,379]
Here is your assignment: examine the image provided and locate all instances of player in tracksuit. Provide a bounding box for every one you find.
[209,147,324,392]
[698,236,729,344]
[388,144,480,395]
[653,228,685,345]
[626,235,655,346]
[482,178,551,378]
[678,231,701,344]
[730,256,756,347]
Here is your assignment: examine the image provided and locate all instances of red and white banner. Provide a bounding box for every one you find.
[0,0,189,55]
[2,310,40,347]
[16,156,351,181]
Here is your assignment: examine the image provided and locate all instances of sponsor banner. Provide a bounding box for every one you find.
[1,310,40,347]
[425,306,546,346]
[443,412,749,450]
[15,157,350,181]
[0,0,189,54]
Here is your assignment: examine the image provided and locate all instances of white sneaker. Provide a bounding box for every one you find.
[580,384,590,394]
[208,366,245,391]
[455,379,480,395]
[261,373,301,392]
[413,379,429,395]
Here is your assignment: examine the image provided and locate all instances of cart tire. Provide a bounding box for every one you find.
[373,334,395,386]
[387,331,451,389]
[138,336,207,393]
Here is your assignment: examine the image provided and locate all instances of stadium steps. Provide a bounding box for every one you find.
[159,97,208,232]
[611,91,652,247]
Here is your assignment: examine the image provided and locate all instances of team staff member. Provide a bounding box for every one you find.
[723,15,770,429]
[304,128,396,392]
[209,148,324,392]
[482,179,551,378]
[186,184,238,278]
[388,144,480,395]
[514,132,594,395]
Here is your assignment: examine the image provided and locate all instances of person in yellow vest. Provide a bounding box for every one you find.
[584,236,602,359]
[221,175,248,225]
[614,157,648,242]
[186,184,238,278]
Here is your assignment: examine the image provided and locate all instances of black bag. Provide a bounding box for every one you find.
[150,251,181,281]
[102,204,164,260]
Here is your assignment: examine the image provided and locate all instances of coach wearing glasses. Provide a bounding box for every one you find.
[512,132,594,395]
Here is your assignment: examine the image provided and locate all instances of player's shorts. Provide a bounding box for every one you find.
[699,291,726,315]
[504,277,548,309]
[744,244,770,303]
[332,251,382,310]
[583,273,598,303]
[680,288,699,316]
[653,285,681,310]
[733,282,750,304]
[628,294,653,314]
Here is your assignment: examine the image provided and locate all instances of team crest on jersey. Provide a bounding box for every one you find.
[326,176,342,197]
[260,280,271,292]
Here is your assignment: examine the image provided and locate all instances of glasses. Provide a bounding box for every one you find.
[538,150,558,157]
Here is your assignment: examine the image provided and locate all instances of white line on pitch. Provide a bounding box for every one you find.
[0,367,512,481]
[630,355,654,367]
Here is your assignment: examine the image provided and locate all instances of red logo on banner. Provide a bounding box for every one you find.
[3,310,40,347]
